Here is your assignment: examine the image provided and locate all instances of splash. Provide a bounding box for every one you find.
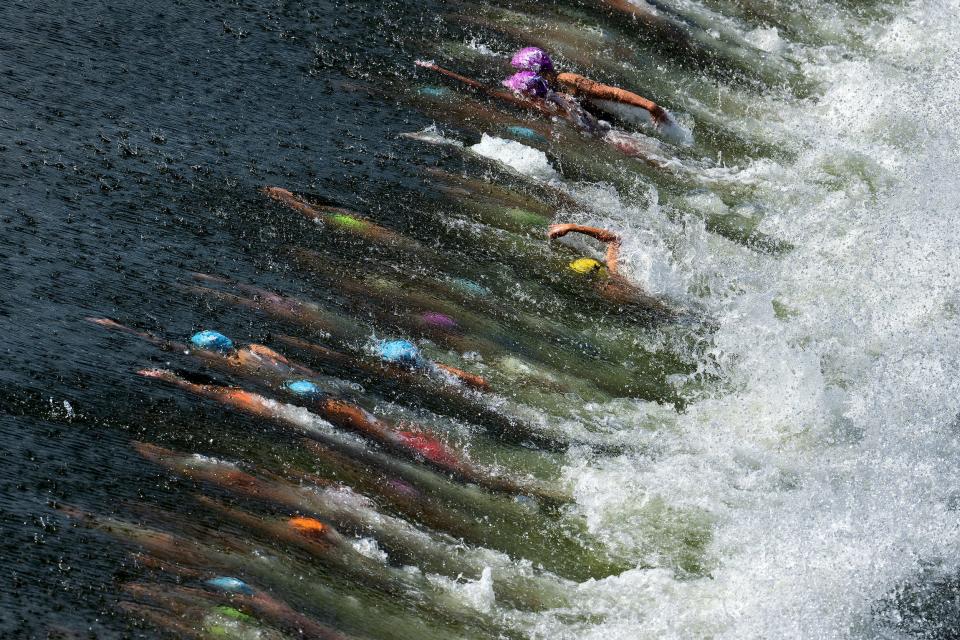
[470,134,560,181]
[541,0,960,637]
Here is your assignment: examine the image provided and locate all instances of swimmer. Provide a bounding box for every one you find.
[184,276,488,391]
[416,60,687,151]
[376,339,489,390]
[548,223,674,314]
[262,186,419,250]
[548,223,623,273]
[509,47,673,129]
[500,69,606,135]
[413,59,602,135]
[88,318,319,382]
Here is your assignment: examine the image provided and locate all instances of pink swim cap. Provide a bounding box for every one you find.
[511,47,554,73]
[501,71,549,97]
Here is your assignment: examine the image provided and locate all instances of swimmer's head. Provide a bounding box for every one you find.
[205,576,254,595]
[284,379,321,396]
[450,278,490,297]
[569,257,607,276]
[212,606,254,622]
[329,213,367,231]
[289,516,329,540]
[502,71,549,98]
[418,86,450,98]
[421,311,458,329]
[386,478,421,499]
[190,330,234,353]
[506,125,548,144]
[511,47,554,73]
[377,339,425,367]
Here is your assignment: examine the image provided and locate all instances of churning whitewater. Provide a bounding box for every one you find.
[513,0,960,637]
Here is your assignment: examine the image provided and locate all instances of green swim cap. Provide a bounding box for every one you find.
[569,257,606,275]
[212,606,253,622]
[329,213,367,230]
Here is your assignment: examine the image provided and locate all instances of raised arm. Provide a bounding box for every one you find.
[554,73,669,124]
[548,223,622,273]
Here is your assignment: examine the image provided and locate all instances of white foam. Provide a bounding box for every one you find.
[744,26,784,53]
[533,0,960,636]
[464,37,498,57]
[401,124,463,148]
[428,567,497,613]
[469,134,559,181]
[351,537,389,563]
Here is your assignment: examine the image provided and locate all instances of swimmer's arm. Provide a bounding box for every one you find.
[548,223,622,273]
[548,223,620,244]
[261,186,321,219]
[555,73,668,123]
[434,363,490,391]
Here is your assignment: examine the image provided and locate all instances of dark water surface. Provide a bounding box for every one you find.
[1,1,445,635]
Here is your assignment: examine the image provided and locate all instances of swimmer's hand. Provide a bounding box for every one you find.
[649,105,671,126]
[547,223,576,240]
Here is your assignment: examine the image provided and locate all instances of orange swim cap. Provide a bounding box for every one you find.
[289,516,328,539]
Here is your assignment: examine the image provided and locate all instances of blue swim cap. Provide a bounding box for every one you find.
[418,86,449,97]
[506,126,547,143]
[206,576,254,595]
[450,278,490,297]
[190,330,234,353]
[285,379,321,396]
[378,340,425,367]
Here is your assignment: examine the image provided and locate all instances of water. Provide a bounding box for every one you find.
[3,0,959,638]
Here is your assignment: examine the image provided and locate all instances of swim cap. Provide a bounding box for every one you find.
[285,379,321,396]
[450,278,490,297]
[289,516,328,539]
[212,606,254,622]
[386,478,420,499]
[418,86,449,98]
[329,213,367,230]
[502,71,549,98]
[511,47,554,73]
[506,125,547,143]
[569,257,606,275]
[378,339,425,367]
[206,576,254,595]
[190,330,234,353]
[421,312,458,329]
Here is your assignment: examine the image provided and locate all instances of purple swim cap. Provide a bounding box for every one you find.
[502,71,549,98]
[421,312,458,329]
[511,47,554,73]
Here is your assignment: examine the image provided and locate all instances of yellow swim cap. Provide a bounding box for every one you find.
[569,257,606,275]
